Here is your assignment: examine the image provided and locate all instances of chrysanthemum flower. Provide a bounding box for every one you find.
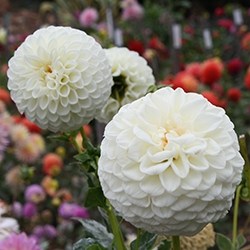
[0,232,41,250]
[7,26,113,132]
[96,47,155,123]
[98,87,244,235]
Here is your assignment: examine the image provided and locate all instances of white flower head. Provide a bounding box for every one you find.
[7,26,113,132]
[96,47,155,123]
[0,218,19,240]
[98,87,244,236]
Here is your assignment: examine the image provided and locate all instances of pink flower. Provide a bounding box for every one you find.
[79,8,98,28]
[25,184,46,204]
[0,232,41,250]
[121,0,144,21]
[58,203,89,219]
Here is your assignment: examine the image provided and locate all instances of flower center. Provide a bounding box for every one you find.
[45,65,52,73]
[111,75,128,102]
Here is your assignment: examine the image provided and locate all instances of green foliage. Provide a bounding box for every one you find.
[157,240,172,250]
[84,186,106,208]
[130,231,157,250]
[73,238,107,250]
[216,233,246,250]
[74,219,114,250]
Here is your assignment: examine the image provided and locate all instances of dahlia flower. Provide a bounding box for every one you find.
[96,47,155,123]
[98,87,244,235]
[0,233,41,250]
[7,26,113,132]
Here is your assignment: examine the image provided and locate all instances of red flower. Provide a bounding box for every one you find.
[226,58,243,75]
[241,32,250,50]
[20,118,42,134]
[42,153,63,176]
[202,90,226,108]
[0,88,11,104]
[185,62,201,79]
[172,71,198,92]
[12,116,41,133]
[200,58,224,85]
[214,7,224,17]
[127,39,145,55]
[217,18,234,31]
[244,70,250,89]
[227,88,242,102]
[148,37,168,58]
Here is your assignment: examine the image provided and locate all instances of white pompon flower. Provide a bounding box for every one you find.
[7,26,113,132]
[96,47,155,123]
[98,87,244,236]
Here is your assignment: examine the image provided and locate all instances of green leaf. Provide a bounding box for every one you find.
[236,234,246,248]
[85,187,106,208]
[74,151,92,164]
[157,239,172,250]
[73,238,107,250]
[75,219,113,249]
[130,231,157,250]
[216,233,233,250]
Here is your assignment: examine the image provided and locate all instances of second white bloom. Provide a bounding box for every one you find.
[96,47,155,123]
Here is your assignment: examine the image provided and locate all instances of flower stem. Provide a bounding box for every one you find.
[232,184,242,248]
[106,201,127,250]
[135,228,142,250]
[172,235,180,250]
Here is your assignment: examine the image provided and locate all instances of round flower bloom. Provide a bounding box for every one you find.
[98,87,244,235]
[172,71,198,92]
[22,202,38,219]
[227,88,242,103]
[58,202,89,219]
[25,184,46,204]
[7,26,113,132]
[42,153,63,176]
[79,7,99,28]
[10,124,29,144]
[96,47,155,123]
[14,137,43,163]
[0,217,19,240]
[0,232,41,250]
[200,58,224,85]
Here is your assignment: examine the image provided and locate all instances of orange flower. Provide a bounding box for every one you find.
[172,71,199,92]
[42,153,63,176]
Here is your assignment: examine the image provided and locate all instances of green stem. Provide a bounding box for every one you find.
[106,201,127,250]
[172,235,180,250]
[232,185,242,249]
[135,228,142,250]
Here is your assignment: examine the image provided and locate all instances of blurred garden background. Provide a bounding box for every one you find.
[0,0,250,249]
